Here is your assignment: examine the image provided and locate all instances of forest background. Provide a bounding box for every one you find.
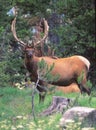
[0,0,95,89]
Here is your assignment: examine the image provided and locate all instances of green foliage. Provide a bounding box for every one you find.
[0,61,10,87]
[32,59,60,119]
[0,26,4,34]
[77,71,85,84]
[38,59,59,82]
[0,45,25,87]
[49,0,95,57]
[13,0,50,14]
[6,50,25,83]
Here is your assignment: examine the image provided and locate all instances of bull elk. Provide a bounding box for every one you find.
[11,16,91,102]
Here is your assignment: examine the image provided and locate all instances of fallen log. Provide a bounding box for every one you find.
[39,96,72,116]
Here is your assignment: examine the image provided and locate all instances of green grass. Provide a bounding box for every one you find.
[0,87,96,130]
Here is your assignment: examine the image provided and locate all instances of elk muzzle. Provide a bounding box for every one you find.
[25,49,34,59]
[27,52,33,58]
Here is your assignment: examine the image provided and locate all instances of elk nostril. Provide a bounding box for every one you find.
[27,53,32,58]
[29,55,32,58]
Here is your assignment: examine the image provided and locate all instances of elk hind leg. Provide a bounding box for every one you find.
[78,76,91,95]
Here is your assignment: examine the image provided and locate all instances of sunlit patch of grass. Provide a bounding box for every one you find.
[0,87,62,130]
[0,87,96,130]
[26,114,62,130]
[0,113,61,130]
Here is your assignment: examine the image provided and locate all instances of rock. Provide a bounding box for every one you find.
[60,107,96,129]
[82,128,95,130]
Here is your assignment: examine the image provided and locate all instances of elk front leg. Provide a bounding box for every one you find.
[39,92,46,103]
[37,81,47,103]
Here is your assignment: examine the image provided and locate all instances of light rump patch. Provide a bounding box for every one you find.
[77,56,90,70]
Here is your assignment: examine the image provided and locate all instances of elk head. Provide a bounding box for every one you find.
[24,46,35,59]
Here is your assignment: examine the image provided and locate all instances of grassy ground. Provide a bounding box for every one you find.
[0,86,96,130]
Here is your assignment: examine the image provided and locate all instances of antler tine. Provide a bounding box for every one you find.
[35,18,49,46]
[11,17,26,47]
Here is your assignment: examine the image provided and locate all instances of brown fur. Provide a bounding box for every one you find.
[24,47,90,102]
[48,83,80,94]
[11,16,91,103]
[57,83,80,93]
